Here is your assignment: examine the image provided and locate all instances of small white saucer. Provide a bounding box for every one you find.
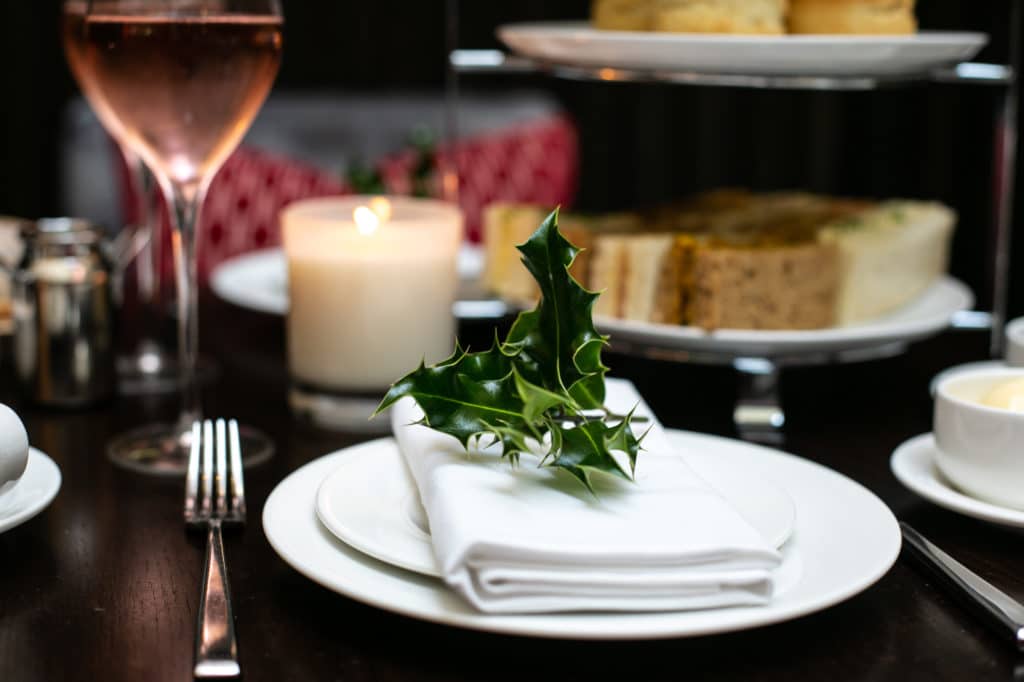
[929,361,1006,397]
[0,448,62,533]
[891,433,1024,528]
[315,437,797,578]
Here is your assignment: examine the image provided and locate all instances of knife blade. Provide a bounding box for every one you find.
[901,522,1024,652]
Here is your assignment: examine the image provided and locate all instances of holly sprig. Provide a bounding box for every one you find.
[376,210,642,493]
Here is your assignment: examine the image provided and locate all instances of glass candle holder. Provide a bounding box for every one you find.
[282,196,463,432]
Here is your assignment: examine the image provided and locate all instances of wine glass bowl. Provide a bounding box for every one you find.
[64,4,282,192]
[63,0,283,474]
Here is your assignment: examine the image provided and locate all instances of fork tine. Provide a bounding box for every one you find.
[228,419,246,521]
[215,419,228,517]
[201,420,214,519]
[184,421,202,522]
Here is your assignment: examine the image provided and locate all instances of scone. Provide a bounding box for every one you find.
[652,0,788,35]
[788,0,917,34]
[592,0,654,31]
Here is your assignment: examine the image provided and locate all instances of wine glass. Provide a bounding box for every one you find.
[62,0,283,474]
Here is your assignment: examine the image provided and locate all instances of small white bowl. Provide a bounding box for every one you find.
[934,368,1024,510]
[1007,317,1024,367]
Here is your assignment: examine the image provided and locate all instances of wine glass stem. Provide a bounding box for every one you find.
[122,148,158,304]
[170,184,204,427]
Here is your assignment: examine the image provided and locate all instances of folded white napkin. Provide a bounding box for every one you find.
[391,378,782,614]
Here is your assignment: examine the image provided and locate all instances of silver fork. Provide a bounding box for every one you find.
[185,419,247,679]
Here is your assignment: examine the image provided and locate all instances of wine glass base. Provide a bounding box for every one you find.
[107,422,273,476]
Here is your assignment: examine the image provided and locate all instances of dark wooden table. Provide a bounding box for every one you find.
[2,296,1022,682]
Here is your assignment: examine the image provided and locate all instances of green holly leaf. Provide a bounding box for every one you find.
[605,407,645,476]
[506,210,608,409]
[376,339,528,448]
[547,419,634,494]
[513,368,572,423]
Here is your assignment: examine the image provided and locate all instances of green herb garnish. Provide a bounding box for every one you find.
[375,209,643,493]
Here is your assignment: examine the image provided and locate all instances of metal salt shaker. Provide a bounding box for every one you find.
[8,218,116,406]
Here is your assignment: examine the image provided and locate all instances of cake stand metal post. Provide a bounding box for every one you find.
[988,0,1020,357]
[733,357,785,445]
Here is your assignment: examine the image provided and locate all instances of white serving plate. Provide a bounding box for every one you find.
[264,429,900,640]
[0,448,62,534]
[892,433,1024,530]
[498,22,988,77]
[314,437,796,578]
[597,276,972,357]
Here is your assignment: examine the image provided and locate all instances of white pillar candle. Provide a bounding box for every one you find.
[282,196,463,391]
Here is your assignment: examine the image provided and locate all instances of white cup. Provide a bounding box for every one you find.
[934,368,1024,510]
[0,403,29,505]
[1006,317,1024,367]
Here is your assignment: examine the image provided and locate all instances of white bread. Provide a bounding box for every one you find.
[818,201,954,324]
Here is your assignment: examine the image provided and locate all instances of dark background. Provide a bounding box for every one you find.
[1,1,1021,317]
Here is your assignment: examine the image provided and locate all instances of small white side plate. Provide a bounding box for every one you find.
[0,448,62,533]
[315,437,796,578]
[210,244,507,320]
[891,433,1024,529]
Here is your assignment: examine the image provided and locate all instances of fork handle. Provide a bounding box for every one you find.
[194,521,241,678]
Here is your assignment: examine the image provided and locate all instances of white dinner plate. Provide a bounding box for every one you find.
[597,277,973,357]
[498,22,988,77]
[264,429,900,640]
[891,433,1024,529]
[314,437,797,578]
[210,244,509,320]
[0,448,62,533]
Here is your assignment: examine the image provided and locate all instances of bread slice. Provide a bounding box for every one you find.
[481,204,605,305]
[818,201,956,325]
[589,233,690,324]
[686,240,841,330]
[481,203,549,305]
[589,234,630,319]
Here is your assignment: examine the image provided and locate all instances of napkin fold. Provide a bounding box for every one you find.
[391,378,782,614]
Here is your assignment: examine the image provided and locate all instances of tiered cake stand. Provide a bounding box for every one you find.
[444,4,1019,444]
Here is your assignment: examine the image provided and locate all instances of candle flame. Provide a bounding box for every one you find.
[369,197,392,222]
[353,206,380,236]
